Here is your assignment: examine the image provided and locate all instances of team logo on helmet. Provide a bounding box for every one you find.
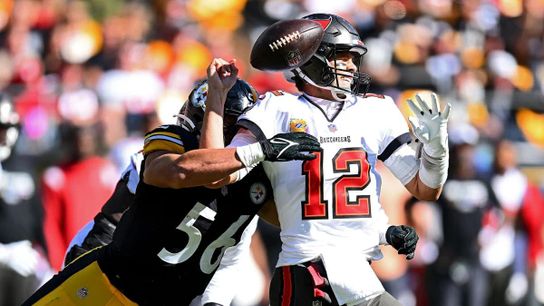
[314,17,332,30]
[191,82,208,108]
[249,182,267,205]
[289,119,308,133]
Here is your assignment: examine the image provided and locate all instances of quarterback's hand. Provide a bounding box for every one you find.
[259,132,321,161]
[386,225,419,260]
[407,93,451,158]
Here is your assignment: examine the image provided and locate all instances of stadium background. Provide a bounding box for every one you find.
[0,0,543,305]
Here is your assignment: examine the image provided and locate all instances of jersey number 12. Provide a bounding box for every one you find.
[302,148,372,219]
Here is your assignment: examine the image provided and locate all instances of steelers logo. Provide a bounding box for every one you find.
[249,182,267,205]
[191,82,209,108]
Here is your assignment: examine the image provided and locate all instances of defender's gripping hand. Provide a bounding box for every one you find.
[407,93,451,158]
[259,132,321,161]
[386,225,419,260]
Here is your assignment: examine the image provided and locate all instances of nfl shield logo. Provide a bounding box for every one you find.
[328,124,337,132]
[286,50,302,67]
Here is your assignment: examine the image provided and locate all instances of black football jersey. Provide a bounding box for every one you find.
[98,124,273,305]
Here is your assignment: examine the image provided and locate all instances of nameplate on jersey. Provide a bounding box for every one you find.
[319,135,351,144]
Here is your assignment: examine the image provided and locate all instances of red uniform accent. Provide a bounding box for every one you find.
[281,266,293,306]
[307,263,326,287]
[314,18,332,30]
[42,157,116,271]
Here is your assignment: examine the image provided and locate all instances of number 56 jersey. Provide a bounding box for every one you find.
[237,92,417,267]
[99,124,273,305]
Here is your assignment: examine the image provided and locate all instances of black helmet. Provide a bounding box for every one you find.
[293,13,371,101]
[0,93,20,160]
[177,79,258,140]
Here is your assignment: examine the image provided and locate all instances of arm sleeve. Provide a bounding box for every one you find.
[383,145,420,185]
[200,216,259,305]
[236,92,280,140]
[375,97,419,185]
[377,97,410,157]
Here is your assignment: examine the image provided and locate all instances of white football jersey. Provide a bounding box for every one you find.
[238,91,414,266]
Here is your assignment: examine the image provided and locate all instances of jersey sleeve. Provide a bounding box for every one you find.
[142,125,198,156]
[237,92,284,141]
[376,96,411,162]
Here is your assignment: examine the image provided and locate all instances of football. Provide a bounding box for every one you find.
[250,19,324,71]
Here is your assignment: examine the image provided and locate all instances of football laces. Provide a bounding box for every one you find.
[269,31,301,52]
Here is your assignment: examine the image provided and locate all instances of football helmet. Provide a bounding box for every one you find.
[0,94,20,161]
[292,13,371,101]
[177,79,258,141]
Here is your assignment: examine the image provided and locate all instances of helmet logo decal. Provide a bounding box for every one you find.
[191,82,208,108]
[289,118,308,133]
[314,17,332,30]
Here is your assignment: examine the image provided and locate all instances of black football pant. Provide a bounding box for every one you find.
[269,259,401,306]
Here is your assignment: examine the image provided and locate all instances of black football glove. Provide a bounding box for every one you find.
[386,225,418,260]
[259,132,321,161]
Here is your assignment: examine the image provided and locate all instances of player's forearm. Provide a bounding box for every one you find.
[405,173,443,201]
[410,147,448,200]
[200,92,227,149]
[143,148,245,189]
[387,148,445,200]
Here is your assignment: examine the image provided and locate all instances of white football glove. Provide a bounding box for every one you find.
[407,93,451,158]
[0,240,40,277]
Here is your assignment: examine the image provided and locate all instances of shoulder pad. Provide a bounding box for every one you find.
[146,124,189,136]
[143,124,198,156]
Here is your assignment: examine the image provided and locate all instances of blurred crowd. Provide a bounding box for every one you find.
[0,0,543,305]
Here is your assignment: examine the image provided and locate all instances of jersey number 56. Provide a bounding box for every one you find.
[157,202,249,274]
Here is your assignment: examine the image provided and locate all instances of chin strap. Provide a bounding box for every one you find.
[293,68,352,102]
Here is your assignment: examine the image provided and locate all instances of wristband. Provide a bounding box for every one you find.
[379,224,392,245]
[236,142,265,167]
[419,149,448,188]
